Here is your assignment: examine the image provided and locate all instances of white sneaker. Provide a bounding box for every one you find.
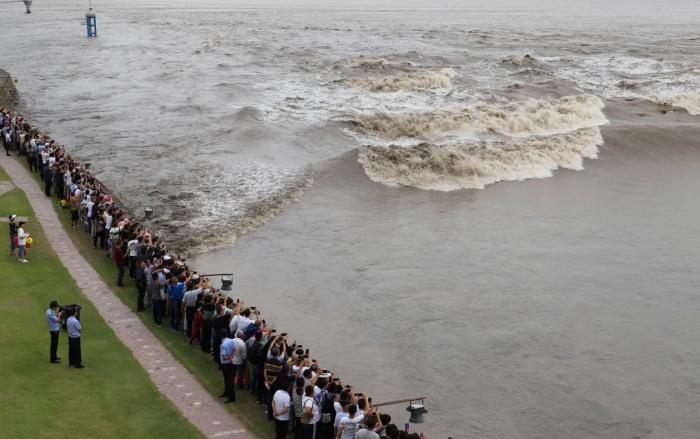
[20,259,29,263]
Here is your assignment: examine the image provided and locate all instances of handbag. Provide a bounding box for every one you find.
[301,399,315,423]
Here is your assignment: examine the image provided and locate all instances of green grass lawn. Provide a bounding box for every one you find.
[0,186,203,439]
[11,156,276,438]
[0,164,9,180]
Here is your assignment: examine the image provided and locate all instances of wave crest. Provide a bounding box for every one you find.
[348,59,414,73]
[651,94,700,115]
[346,68,456,91]
[353,94,608,139]
[501,54,542,68]
[357,128,604,191]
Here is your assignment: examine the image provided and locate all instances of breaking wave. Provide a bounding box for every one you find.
[501,54,543,68]
[357,128,604,191]
[651,94,700,115]
[347,59,415,73]
[147,168,314,255]
[616,79,655,90]
[353,94,608,140]
[345,68,456,91]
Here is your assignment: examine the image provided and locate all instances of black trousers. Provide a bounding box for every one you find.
[256,365,266,403]
[201,320,212,353]
[152,299,165,325]
[68,336,82,367]
[137,284,146,311]
[221,363,236,402]
[294,416,303,439]
[185,306,196,337]
[117,264,125,286]
[267,386,275,420]
[300,423,315,439]
[49,331,59,362]
[275,419,290,439]
[44,180,51,196]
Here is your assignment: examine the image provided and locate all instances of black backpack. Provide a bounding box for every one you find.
[248,341,265,365]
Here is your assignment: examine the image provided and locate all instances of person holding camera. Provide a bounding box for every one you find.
[46,300,61,363]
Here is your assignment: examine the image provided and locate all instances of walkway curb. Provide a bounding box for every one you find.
[0,153,253,439]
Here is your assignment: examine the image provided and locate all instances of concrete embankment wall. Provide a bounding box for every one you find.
[0,69,21,110]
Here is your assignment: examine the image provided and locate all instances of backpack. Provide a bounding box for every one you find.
[320,392,336,424]
[249,341,267,365]
[242,322,259,340]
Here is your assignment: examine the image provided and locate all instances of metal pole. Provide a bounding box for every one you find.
[371,397,427,408]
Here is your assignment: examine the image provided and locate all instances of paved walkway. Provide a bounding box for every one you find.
[0,180,14,196]
[0,153,252,439]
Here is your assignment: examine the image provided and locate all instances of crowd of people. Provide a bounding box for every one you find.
[2,106,427,439]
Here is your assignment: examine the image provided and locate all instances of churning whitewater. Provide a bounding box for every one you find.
[353,94,608,140]
[354,94,609,190]
[358,128,604,190]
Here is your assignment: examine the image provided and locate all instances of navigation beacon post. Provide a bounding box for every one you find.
[85,7,97,38]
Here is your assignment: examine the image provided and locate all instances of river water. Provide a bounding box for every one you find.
[2,1,700,437]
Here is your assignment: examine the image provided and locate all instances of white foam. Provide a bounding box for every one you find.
[354,94,608,140]
[358,128,604,191]
[650,93,700,115]
[345,68,456,92]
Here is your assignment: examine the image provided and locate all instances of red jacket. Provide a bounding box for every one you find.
[113,246,125,267]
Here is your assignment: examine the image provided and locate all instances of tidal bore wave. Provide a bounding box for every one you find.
[357,127,604,191]
[352,94,608,140]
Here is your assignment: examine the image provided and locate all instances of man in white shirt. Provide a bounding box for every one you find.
[272,383,292,439]
[83,195,95,232]
[355,416,381,439]
[334,400,351,436]
[229,307,255,335]
[232,331,248,389]
[127,236,139,277]
[108,223,120,257]
[67,309,84,368]
[336,404,363,439]
[182,284,202,337]
[301,385,321,439]
[40,149,49,167]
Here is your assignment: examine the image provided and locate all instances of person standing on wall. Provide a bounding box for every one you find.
[46,300,61,364]
[66,309,84,368]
